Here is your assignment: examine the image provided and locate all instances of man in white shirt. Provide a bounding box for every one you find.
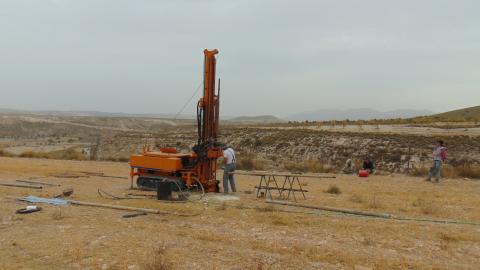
[223,146,236,193]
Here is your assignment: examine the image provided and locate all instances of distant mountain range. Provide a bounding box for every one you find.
[288,108,435,121]
[0,108,193,119]
[2,107,463,123]
[228,115,284,123]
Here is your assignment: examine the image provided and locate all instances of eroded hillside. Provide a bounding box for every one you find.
[1,114,479,177]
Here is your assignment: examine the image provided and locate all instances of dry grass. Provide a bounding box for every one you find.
[234,202,247,209]
[349,194,364,204]
[441,165,458,179]
[1,157,480,269]
[412,198,442,215]
[254,205,275,212]
[15,148,86,161]
[442,164,480,179]
[142,246,172,270]
[52,207,64,220]
[368,194,383,209]
[361,236,375,246]
[438,231,479,251]
[410,164,480,179]
[215,201,228,211]
[191,231,227,243]
[268,213,291,226]
[439,232,461,243]
[438,231,478,243]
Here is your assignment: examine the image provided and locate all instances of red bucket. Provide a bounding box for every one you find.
[358,170,369,177]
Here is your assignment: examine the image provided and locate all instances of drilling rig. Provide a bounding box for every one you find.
[129,49,223,193]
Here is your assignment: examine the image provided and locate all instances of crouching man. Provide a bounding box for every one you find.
[342,158,356,174]
[223,146,236,193]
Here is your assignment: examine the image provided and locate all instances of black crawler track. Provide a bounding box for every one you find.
[136,176,184,191]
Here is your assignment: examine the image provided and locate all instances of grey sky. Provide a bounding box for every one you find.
[0,0,479,117]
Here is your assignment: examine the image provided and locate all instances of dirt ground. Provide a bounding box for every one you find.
[1,157,480,270]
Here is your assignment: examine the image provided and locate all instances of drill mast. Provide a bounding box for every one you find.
[194,49,222,190]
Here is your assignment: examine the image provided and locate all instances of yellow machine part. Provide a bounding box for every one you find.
[130,154,183,172]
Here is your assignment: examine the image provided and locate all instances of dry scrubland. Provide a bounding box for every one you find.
[1,113,480,269]
[1,114,480,179]
[1,157,480,269]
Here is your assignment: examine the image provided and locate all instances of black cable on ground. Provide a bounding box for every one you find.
[98,189,147,200]
[97,189,205,217]
[98,176,205,203]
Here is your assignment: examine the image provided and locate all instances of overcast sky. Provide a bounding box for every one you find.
[0,0,479,117]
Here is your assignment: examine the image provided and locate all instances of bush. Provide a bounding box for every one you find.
[142,246,172,270]
[325,184,341,194]
[441,165,458,178]
[236,153,265,171]
[48,148,85,161]
[19,150,50,159]
[409,164,480,179]
[454,164,480,179]
[0,149,14,157]
[60,148,86,160]
[283,159,334,173]
[105,156,130,162]
[18,148,86,161]
[409,166,429,177]
[117,156,130,162]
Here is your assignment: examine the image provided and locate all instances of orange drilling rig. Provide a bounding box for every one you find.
[129,49,224,194]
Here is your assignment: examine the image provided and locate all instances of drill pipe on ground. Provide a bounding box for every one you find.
[16,180,60,187]
[0,183,43,189]
[68,200,163,214]
[266,200,393,219]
